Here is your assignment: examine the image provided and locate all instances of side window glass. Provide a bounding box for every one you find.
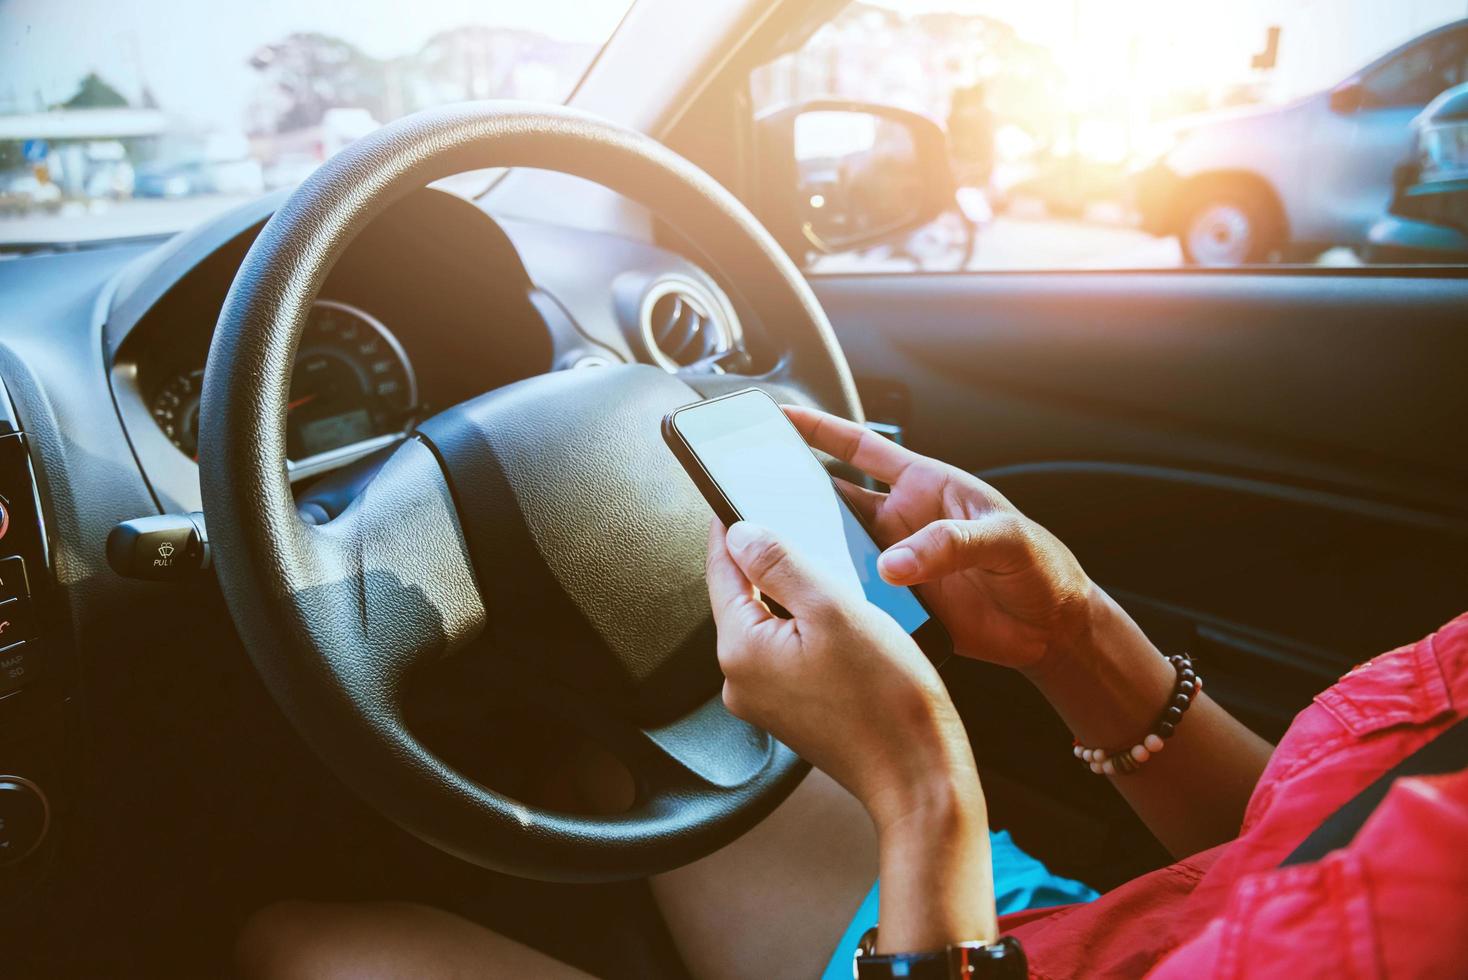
[1440,33,1468,91]
[750,5,1468,272]
[1362,38,1454,108]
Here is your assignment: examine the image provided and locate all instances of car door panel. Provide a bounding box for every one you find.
[810,269,1468,884]
[817,272,1468,511]
[813,272,1468,725]
[979,461,1462,734]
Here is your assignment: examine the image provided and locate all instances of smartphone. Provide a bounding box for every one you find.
[663,388,951,666]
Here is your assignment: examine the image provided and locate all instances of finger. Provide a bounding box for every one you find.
[877,515,1030,585]
[833,476,885,525]
[783,405,916,485]
[724,521,840,619]
[706,519,770,631]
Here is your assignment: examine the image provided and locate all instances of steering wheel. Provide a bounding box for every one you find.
[199,103,863,881]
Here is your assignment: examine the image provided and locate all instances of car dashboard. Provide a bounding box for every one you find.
[102,185,743,513]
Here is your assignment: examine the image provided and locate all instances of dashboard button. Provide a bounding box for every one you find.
[0,498,9,541]
[0,556,27,602]
[0,640,36,695]
[0,598,34,646]
[0,777,49,866]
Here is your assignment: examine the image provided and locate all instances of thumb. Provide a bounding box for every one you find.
[878,515,1029,585]
[724,522,836,619]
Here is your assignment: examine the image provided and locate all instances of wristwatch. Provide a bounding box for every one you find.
[853,927,1027,979]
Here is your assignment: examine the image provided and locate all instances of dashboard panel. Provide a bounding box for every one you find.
[102,185,746,515]
[148,298,418,472]
[109,188,555,511]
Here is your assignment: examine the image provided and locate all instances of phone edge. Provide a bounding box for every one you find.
[663,390,952,668]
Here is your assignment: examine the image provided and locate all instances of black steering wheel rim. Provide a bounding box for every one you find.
[200,102,862,881]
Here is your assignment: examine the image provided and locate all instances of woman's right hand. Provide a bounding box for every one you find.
[784,405,1095,671]
[784,406,1276,857]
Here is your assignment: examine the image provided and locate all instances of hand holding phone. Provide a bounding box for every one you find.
[663,388,951,665]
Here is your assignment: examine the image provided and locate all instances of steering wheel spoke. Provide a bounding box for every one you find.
[634,695,786,791]
[309,436,487,696]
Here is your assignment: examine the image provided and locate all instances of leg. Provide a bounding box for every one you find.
[236,898,596,980]
[651,768,878,980]
[236,768,876,980]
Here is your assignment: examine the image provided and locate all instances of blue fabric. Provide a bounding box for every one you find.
[819,829,1098,980]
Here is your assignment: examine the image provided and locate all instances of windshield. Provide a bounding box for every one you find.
[0,0,634,246]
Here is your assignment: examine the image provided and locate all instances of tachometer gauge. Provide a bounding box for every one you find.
[150,300,417,467]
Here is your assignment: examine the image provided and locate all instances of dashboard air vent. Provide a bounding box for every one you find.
[639,277,738,371]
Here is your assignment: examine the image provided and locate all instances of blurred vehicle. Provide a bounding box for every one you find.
[199,132,266,197]
[135,157,264,200]
[80,141,135,200]
[1133,19,1468,265]
[260,108,382,190]
[1366,81,1468,262]
[134,160,215,198]
[0,173,63,216]
[261,153,324,191]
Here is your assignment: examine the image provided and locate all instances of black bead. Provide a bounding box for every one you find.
[1159,721,1176,738]
[1179,680,1196,696]
[1174,693,1191,711]
[1164,706,1183,724]
[1180,668,1196,683]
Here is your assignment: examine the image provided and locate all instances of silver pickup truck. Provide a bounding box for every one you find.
[1132,20,1468,265]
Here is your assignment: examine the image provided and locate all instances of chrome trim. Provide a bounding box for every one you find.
[637,274,742,373]
[286,432,404,483]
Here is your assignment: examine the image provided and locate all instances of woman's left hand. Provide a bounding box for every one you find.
[706,519,997,951]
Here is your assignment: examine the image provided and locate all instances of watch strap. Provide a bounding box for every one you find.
[855,935,1027,979]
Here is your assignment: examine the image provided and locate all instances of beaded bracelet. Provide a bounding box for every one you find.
[1072,653,1202,776]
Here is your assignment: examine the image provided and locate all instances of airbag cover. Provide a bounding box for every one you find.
[417,364,717,716]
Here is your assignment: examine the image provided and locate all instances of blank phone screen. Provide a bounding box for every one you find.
[674,391,930,634]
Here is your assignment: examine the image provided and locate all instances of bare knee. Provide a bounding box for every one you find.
[235,898,596,980]
[236,899,344,980]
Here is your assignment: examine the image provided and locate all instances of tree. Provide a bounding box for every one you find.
[61,72,129,109]
[247,32,386,133]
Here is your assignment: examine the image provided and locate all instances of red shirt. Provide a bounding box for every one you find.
[1003,612,1468,978]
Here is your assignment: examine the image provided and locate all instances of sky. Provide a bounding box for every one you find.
[0,0,634,120]
[867,0,1468,102]
[4,0,1465,125]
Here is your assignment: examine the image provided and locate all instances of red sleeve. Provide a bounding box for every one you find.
[1147,771,1468,979]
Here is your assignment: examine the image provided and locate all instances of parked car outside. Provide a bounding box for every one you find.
[1366,80,1468,261]
[1132,19,1468,265]
[133,160,215,199]
[0,173,63,216]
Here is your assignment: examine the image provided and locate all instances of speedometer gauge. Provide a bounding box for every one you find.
[150,300,418,467]
[286,300,417,461]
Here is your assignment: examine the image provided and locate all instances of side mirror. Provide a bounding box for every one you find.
[754,101,955,256]
[1329,80,1367,114]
